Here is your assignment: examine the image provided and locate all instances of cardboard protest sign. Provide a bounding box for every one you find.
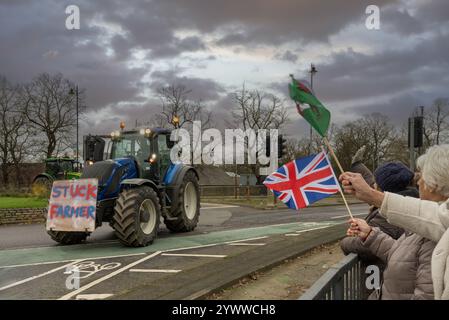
[46,178,98,232]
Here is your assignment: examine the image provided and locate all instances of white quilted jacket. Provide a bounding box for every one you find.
[380,192,449,300]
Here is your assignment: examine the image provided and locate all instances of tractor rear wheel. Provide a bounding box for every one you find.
[32,176,52,197]
[112,186,161,247]
[47,230,89,245]
[165,171,200,232]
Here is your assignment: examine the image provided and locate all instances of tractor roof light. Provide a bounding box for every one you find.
[111,131,121,139]
[120,121,125,130]
[172,115,180,127]
[140,128,152,137]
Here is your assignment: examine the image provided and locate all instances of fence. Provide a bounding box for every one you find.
[200,184,268,198]
[299,253,367,300]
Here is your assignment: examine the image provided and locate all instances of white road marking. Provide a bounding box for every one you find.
[331,212,366,220]
[0,260,82,292]
[295,226,335,233]
[224,236,268,244]
[285,233,300,236]
[161,253,226,258]
[129,269,181,273]
[58,251,161,300]
[76,294,113,300]
[163,236,269,253]
[0,252,146,269]
[228,243,266,246]
[201,204,239,209]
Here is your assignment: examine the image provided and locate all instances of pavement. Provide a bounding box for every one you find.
[0,202,367,300]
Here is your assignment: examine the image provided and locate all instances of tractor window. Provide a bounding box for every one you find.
[158,134,172,177]
[111,134,151,163]
[46,161,59,175]
[59,161,73,172]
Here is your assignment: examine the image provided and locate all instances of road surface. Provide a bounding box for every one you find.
[0,203,367,299]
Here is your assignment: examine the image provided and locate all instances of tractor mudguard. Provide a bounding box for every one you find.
[121,178,159,191]
[33,173,54,183]
[164,165,199,207]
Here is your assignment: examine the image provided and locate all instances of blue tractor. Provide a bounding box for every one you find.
[47,127,200,247]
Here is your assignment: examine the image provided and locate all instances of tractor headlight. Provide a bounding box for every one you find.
[139,128,145,135]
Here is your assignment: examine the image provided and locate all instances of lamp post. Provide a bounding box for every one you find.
[69,86,79,162]
[308,64,317,153]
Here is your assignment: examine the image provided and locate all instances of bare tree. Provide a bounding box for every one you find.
[154,84,212,129]
[231,85,287,131]
[231,84,288,184]
[0,77,17,185]
[281,137,310,163]
[423,98,449,146]
[22,73,83,158]
[334,113,397,171]
[0,76,34,187]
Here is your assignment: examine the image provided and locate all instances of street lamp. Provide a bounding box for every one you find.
[69,85,79,162]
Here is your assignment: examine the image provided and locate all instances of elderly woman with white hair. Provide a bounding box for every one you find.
[341,144,449,300]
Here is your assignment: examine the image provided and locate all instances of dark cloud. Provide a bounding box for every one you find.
[150,69,225,102]
[274,50,298,63]
[315,31,449,103]
[155,0,398,45]
[381,6,424,35]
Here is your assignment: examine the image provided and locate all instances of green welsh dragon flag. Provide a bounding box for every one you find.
[288,75,330,137]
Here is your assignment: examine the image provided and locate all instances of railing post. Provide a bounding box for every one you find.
[334,276,344,300]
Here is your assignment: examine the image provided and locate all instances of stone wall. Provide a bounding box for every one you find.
[0,207,46,225]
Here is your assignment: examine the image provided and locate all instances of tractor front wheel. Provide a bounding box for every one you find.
[112,186,161,247]
[47,230,89,245]
[165,171,200,232]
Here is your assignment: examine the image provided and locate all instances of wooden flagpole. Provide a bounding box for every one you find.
[322,138,354,220]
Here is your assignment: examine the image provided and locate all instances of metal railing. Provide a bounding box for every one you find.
[299,253,366,300]
[200,184,268,198]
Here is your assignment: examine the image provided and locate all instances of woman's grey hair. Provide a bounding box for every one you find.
[420,144,449,197]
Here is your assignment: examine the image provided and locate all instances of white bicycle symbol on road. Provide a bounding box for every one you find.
[64,261,121,279]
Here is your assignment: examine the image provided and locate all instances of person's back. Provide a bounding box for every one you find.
[362,227,435,299]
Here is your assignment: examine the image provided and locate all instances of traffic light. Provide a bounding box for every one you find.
[408,116,423,148]
[278,134,287,158]
[265,134,271,157]
[264,134,287,158]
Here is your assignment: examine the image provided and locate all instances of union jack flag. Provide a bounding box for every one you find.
[263,151,340,210]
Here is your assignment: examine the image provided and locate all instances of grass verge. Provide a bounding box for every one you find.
[0,196,48,209]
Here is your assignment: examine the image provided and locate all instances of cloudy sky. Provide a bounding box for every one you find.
[1,0,448,139]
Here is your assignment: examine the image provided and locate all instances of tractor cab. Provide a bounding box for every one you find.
[107,128,173,183]
[45,158,81,180]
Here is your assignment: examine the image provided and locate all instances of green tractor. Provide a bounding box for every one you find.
[47,127,200,247]
[32,158,81,196]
